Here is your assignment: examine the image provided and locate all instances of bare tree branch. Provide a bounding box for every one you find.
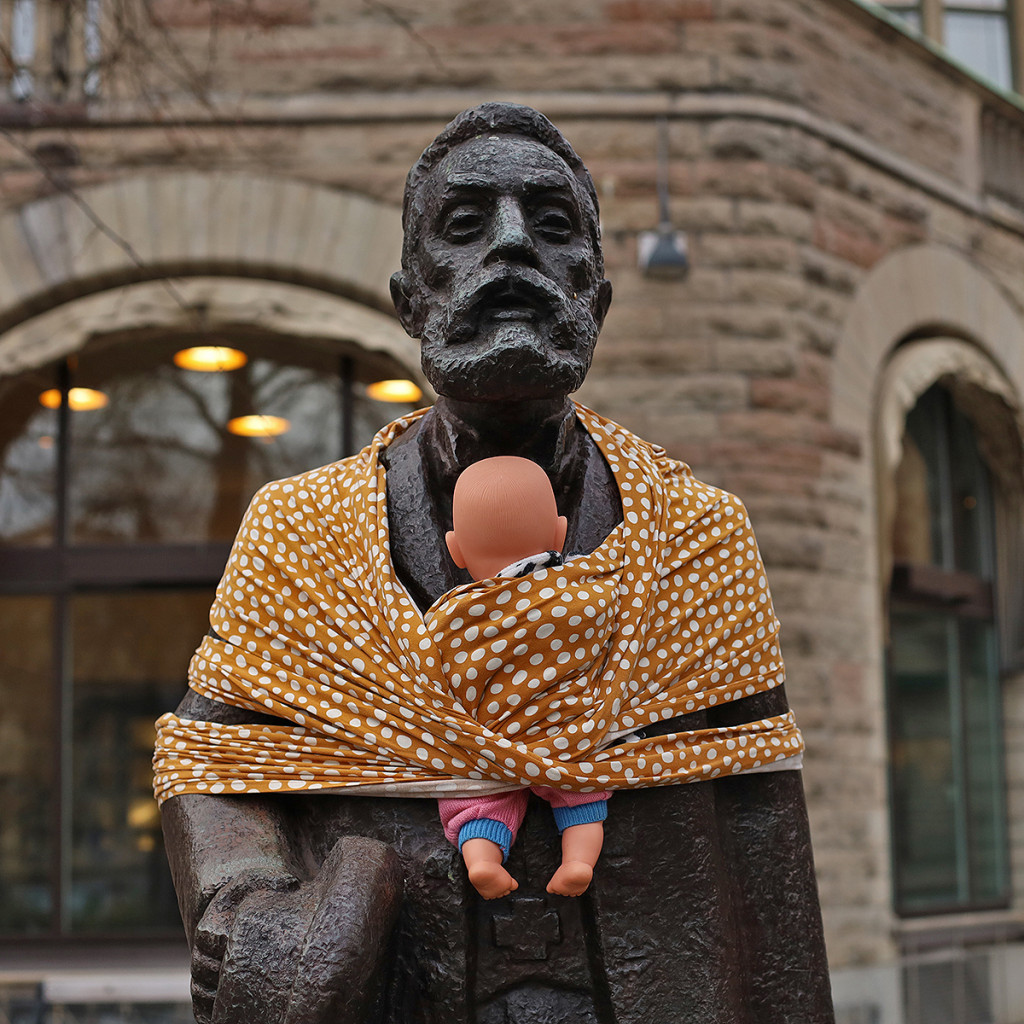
[361,0,446,74]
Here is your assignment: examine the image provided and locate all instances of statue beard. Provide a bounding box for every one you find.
[415,267,601,403]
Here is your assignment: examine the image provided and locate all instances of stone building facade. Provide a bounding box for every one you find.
[1,1,1024,1022]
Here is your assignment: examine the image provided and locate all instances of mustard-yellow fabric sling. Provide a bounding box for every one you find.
[153,404,803,805]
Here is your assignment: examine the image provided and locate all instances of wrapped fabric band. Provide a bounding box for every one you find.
[153,404,803,804]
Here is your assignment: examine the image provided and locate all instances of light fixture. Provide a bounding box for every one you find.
[39,387,109,411]
[126,798,160,830]
[174,346,248,372]
[227,414,290,438]
[638,116,689,280]
[366,379,423,403]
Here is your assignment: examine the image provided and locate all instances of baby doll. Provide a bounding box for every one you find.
[439,455,609,900]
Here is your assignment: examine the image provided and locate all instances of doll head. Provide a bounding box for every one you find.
[446,456,568,582]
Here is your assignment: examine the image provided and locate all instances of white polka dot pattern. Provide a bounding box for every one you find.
[153,404,803,804]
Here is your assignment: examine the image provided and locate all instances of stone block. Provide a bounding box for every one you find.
[238,175,282,267]
[697,232,799,270]
[752,522,826,571]
[147,0,314,28]
[751,375,829,417]
[729,269,807,307]
[205,174,249,266]
[0,213,46,307]
[713,338,798,376]
[604,0,715,20]
[706,118,795,164]
[734,199,815,240]
[19,195,72,285]
[420,21,679,57]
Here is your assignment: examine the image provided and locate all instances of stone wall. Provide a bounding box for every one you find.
[2,0,1024,976]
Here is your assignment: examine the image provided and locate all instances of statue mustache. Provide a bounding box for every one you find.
[444,269,573,346]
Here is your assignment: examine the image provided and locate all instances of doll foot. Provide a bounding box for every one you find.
[546,860,594,897]
[468,861,519,900]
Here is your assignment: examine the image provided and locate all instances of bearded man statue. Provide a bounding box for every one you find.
[155,103,835,1024]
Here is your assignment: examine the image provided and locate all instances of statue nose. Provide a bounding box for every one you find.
[486,197,537,267]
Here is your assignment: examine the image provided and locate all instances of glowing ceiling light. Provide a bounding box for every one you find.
[174,346,248,371]
[227,414,290,438]
[39,387,109,411]
[366,378,423,403]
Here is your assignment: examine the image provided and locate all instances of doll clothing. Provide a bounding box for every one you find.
[438,548,608,861]
[439,786,609,860]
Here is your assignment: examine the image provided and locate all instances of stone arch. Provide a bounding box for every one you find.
[0,170,427,389]
[874,337,1024,596]
[0,170,405,331]
[832,243,1024,437]
[0,277,426,390]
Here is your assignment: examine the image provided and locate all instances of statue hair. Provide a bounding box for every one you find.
[401,102,603,276]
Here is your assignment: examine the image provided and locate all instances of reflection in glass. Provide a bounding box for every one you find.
[888,385,1007,914]
[893,390,945,568]
[883,5,923,31]
[949,397,995,578]
[66,341,417,545]
[0,331,423,939]
[944,10,1012,89]
[0,596,54,933]
[70,589,210,933]
[961,618,1006,904]
[889,612,958,909]
[0,371,58,545]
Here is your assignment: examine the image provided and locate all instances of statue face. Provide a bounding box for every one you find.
[394,134,611,402]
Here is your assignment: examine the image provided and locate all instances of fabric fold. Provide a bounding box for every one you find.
[153,403,803,804]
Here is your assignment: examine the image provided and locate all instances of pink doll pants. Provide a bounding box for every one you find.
[439,788,610,861]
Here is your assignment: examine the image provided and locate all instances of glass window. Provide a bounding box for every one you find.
[877,2,1015,91]
[882,3,924,31]
[70,590,211,933]
[944,9,1013,90]
[0,595,55,933]
[888,384,1008,914]
[0,331,423,938]
[0,367,59,545]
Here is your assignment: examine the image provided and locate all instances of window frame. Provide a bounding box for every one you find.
[880,363,1017,917]
[0,337,421,941]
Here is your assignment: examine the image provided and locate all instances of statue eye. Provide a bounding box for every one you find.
[533,207,573,242]
[442,207,484,242]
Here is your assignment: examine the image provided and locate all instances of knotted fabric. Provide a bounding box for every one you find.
[153,404,803,805]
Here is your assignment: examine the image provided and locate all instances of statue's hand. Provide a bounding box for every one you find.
[190,871,299,1024]
[188,837,403,1024]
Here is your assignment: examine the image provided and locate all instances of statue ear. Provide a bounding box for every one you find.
[445,530,466,568]
[390,272,420,338]
[592,279,613,332]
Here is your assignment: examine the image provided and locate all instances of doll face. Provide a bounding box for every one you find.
[394,134,611,402]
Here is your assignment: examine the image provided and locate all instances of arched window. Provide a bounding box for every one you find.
[0,330,424,937]
[887,382,1008,913]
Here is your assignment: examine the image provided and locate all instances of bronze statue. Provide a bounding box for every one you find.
[158,103,835,1024]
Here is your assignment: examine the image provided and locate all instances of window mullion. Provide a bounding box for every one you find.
[340,355,354,458]
[935,393,956,571]
[923,0,945,42]
[1011,0,1024,91]
[55,359,71,548]
[947,616,971,904]
[53,359,73,935]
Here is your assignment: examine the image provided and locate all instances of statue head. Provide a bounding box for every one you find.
[391,103,612,403]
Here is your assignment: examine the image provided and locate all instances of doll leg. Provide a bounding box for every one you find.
[438,790,529,900]
[532,788,610,897]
